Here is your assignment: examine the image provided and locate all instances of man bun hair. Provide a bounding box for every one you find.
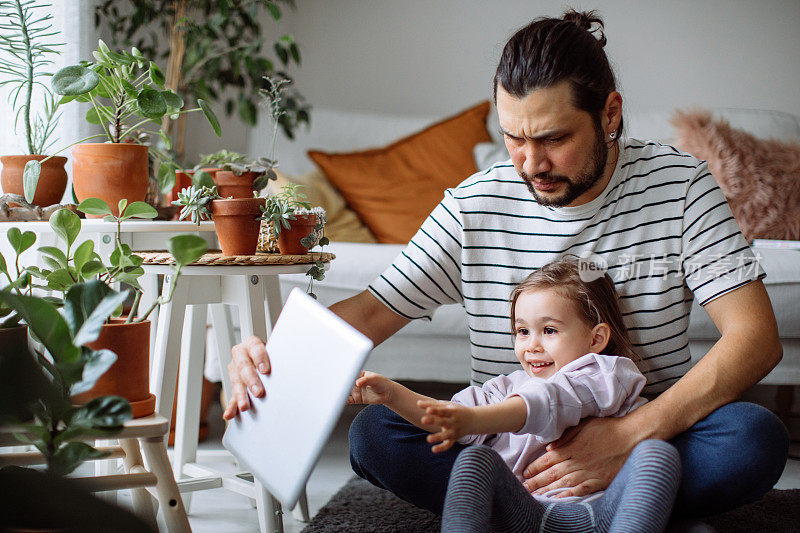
[493,8,623,136]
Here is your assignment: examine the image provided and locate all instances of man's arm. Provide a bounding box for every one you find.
[223,290,410,419]
[522,280,781,497]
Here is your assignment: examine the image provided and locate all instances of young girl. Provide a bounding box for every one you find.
[348,257,681,532]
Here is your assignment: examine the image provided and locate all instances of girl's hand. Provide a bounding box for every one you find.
[418,399,475,453]
[347,371,394,405]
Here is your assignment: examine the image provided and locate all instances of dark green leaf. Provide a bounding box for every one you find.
[137,87,167,119]
[71,348,118,396]
[73,240,94,273]
[78,197,112,216]
[120,201,157,221]
[0,252,6,275]
[45,268,73,290]
[39,246,68,269]
[290,42,301,64]
[162,90,183,110]
[63,281,130,346]
[193,169,215,188]
[0,291,80,363]
[158,162,175,192]
[51,65,101,96]
[71,395,132,429]
[197,99,221,137]
[80,260,106,278]
[148,61,165,88]
[49,208,82,249]
[7,228,36,255]
[23,160,40,204]
[237,98,257,126]
[120,78,138,98]
[265,1,281,19]
[51,441,108,476]
[167,234,208,267]
[274,43,288,65]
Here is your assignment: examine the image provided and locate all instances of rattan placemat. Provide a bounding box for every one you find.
[138,251,335,266]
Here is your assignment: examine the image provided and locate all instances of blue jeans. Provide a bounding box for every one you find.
[349,401,789,518]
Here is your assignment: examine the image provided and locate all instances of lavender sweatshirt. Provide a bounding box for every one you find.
[451,352,648,499]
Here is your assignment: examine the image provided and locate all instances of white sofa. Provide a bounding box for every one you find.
[252,106,800,386]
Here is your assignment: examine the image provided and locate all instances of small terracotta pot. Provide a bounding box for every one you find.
[211,197,266,256]
[276,213,318,255]
[71,318,155,418]
[1,155,68,206]
[72,143,149,216]
[212,170,261,199]
[167,167,220,205]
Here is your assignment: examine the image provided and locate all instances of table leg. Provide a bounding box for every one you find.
[140,273,160,364]
[174,303,208,513]
[141,435,191,533]
[209,304,236,403]
[256,479,283,533]
[152,273,190,421]
[262,275,284,337]
[120,438,157,528]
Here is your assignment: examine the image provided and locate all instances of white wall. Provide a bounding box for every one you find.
[282,0,800,119]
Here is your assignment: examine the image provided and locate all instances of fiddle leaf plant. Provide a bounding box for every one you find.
[0,281,133,475]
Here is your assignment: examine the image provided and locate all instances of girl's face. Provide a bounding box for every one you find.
[513,288,609,380]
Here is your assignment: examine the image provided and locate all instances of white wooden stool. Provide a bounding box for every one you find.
[0,414,190,533]
[143,253,332,533]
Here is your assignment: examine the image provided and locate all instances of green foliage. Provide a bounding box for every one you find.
[171,185,220,225]
[196,149,249,169]
[0,227,37,328]
[94,0,311,138]
[301,210,328,299]
[0,284,134,475]
[260,183,311,235]
[0,0,64,155]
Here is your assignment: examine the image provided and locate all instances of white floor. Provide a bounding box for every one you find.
[124,382,800,533]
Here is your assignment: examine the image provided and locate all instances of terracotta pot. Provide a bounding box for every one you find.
[211,197,266,256]
[71,318,155,418]
[167,167,221,204]
[276,213,318,255]
[1,155,68,206]
[212,170,261,199]
[72,143,149,216]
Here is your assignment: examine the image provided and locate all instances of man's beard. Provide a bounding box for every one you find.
[521,123,609,207]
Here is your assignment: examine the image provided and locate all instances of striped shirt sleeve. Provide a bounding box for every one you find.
[680,163,766,306]
[368,189,464,320]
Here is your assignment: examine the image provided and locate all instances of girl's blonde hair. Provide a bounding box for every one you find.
[509,256,639,361]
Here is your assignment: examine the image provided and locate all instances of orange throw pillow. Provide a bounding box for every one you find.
[308,101,492,243]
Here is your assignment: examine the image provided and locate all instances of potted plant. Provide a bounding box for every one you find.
[23,40,222,214]
[0,0,67,207]
[27,200,208,417]
[172,185,265,256]
[0,226,38,361]
[169,149,245,203]
[0,281,154,531]
[95,0,310,160]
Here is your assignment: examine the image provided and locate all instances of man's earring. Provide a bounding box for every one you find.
[609,131,617,140]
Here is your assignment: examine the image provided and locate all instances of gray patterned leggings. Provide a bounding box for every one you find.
[441,439,681,533]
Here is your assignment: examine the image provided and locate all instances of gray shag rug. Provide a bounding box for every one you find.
[301,477,800,532]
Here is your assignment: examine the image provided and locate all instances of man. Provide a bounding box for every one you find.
[224,10,788,519]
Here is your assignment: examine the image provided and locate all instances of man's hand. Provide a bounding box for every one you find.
[222,335,271,421]
[418,400,476,453]
[347,371,395,405]
[522,416,639,498]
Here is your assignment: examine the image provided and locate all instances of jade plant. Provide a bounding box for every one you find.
[22,39,223,202]
[0,0,64,155]
[0,280,133,475]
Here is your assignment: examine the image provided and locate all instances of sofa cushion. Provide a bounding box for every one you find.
[267,169,377,243]
[672,109,800,241]
[308,101,492,244]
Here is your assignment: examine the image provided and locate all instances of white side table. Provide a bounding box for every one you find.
[143,253,333,533]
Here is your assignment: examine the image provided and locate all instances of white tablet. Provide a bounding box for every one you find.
[222,288,373,509]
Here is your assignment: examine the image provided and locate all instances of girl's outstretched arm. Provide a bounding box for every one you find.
[347,371,441,432]
[418,396,528,453]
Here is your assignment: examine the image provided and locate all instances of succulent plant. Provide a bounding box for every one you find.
[172,185,220,225]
